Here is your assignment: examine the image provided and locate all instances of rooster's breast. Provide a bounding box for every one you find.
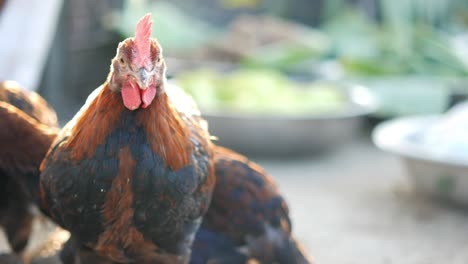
[40,110,213,259]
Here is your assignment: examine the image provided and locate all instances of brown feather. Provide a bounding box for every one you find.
[65,85,124,160]
[96,146,159,263]
[64,84,195,171]
[0,81,58,127]
[137,93,193,171]
[0,101,58,253]
[0,102,58,173]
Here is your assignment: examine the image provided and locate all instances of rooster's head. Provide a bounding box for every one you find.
[108,13,165,111]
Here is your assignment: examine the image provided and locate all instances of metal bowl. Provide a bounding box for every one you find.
[203,83,376,156]
[372,116,468,205]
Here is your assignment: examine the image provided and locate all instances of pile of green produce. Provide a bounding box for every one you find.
[174,69,346,115]
[242,1,468,77]
[322,8,468,77]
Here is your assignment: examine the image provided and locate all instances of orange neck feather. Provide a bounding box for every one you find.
[137,93,192,170]
[66,83,192,170]
[66,86,123,160]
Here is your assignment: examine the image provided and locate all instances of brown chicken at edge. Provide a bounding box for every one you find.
[0,88,58,255]
[0,81,58,128]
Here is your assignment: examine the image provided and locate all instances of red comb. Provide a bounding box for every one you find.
[134,13,152,68]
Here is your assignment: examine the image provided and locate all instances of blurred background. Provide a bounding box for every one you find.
[1,0,468,263]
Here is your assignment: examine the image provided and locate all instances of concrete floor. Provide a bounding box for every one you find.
[257,139,468,264]
[2,138,468,263]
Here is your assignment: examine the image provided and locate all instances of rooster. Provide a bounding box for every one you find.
[191,146,313,264]
[39,14,215,263]
[0,82,58,254]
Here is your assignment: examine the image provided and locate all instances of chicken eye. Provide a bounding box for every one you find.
[119,58,126,65]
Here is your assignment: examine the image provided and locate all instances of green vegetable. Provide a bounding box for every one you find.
[241,36,331,72]
[175,69,346,115]
[322,4,468,77]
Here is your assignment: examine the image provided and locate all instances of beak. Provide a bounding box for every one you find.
[135,68,152,90]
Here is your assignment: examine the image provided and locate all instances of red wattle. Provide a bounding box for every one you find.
[121,81,141,110]
[141,87,157,108]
